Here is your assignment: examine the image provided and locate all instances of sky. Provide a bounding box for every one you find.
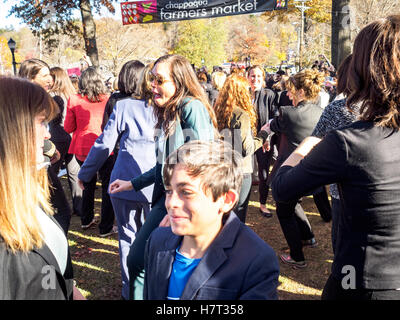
[0,1,122,29]
[0,1,25,29]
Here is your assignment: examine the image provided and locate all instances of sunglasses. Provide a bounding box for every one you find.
[149,73,173,86]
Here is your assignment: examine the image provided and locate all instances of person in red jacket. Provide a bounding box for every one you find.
[64,67,115,234]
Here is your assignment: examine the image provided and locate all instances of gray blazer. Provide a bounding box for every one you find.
[143,213,279,300]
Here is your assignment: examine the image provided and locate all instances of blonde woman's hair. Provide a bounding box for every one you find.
[49,67,77,100]
[286,69,325,101]
[0,77,57,253]
[214,74,258,135]
[211,71,227,91]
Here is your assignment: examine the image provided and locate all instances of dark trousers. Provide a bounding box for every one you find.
[48,168,72,234]
[322,274,400,300]
[236,174,252,223]
[77,157,115,234]
[313,187,332,222]
[276,199,314,261]
[331,197,341,255]
[128,195,167,300]
[255,148,274,205]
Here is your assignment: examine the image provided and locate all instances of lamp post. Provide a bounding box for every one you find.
[294,0,310,70]
[246,56,251,68]
[7,38,17,75]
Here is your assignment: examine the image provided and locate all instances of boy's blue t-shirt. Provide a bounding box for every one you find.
[167,248,201,300]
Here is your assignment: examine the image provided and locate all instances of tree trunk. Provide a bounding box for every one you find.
[79,0,99,68]
[331,0,352,69]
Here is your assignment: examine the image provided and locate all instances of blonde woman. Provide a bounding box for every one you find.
[214,74,269,223]
[0,77,83,300]
[210,71,227,107]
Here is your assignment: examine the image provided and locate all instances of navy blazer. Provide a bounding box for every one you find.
[78,98,156,203]
[143,213,279,300]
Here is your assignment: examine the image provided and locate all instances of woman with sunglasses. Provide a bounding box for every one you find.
[109,54,217,299]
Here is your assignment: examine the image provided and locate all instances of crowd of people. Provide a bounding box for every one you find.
[1,14,400,300]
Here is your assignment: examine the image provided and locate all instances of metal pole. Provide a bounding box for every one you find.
[294,0,310,70]
[11,50,16,75]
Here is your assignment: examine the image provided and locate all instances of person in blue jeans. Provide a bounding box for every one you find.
[144,140,279,300]
[109,54,218,299]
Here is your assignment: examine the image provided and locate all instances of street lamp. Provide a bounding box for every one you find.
[7,38,17,75]
[246,56,251,68]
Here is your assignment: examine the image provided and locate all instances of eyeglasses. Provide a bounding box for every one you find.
[149,73,173,86]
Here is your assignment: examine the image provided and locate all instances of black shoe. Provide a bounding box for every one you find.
[260,209,273,218]
[302,238,318,248]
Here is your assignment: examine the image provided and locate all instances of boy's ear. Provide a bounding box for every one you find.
[219,189,239,214]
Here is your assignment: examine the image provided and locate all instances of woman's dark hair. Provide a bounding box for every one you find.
[336,54,352,96]
[118,60,145,95]
[18,59,50,81]
[347,15,400,128]
[79,67,108,102]
[136,62,154,104]
[152,54,217,135]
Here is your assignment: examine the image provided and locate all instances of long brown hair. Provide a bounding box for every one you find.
[0,77,57,253]
[214,74,257,135]
[347,15,400,128]
[152,54,217,135]
[49,66,77,100]
[336,54,352,96]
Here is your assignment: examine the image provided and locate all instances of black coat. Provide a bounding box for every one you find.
[0,215,73,300]
[253,88,277,131]
[268,100,322,183]
[272,121,400,289]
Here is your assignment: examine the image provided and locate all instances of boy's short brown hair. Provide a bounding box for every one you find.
[163,140,243,205]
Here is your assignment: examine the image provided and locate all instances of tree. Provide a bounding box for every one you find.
[172,19,227,70]
[6,0,119,68]
[227,16,270,65]
[331,0,352,69]
[350,0,400,34]
[96,18,168,75]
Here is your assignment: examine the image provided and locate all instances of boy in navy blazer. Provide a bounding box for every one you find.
[143,140,279,300]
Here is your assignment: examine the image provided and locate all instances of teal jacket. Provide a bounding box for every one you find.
[131,98,215,204]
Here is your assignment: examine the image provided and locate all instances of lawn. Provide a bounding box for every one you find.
[62,177,333,300]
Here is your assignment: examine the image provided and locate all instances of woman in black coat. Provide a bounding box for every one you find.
[265,68,326,268]
[272,15,400,300]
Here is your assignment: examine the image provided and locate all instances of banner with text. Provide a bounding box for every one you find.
[121,0,287,25]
